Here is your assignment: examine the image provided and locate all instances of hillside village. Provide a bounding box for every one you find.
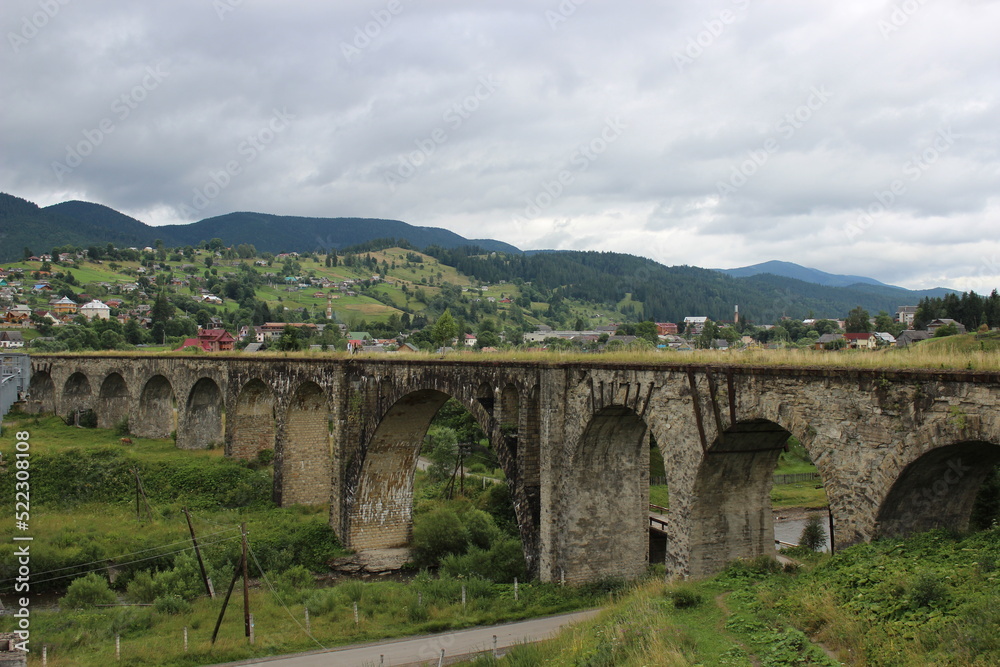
[0,240,995,355]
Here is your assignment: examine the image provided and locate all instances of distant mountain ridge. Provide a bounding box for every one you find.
[0,191,959,321]
[719,260,889,288]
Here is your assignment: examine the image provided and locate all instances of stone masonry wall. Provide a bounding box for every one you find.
[31,355,1000,583]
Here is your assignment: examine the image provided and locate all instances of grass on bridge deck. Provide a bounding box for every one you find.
[31,331,1000,373]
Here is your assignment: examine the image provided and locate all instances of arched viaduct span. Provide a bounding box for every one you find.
[25,354,1000,581]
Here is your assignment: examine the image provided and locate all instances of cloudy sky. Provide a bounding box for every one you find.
[2,1,998,290]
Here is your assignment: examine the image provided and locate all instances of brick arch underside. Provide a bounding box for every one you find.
[28,372,55,413]
[62,372,92,416]
[688,418,793,578]
[229,379,276,461]
[135,375,176,438]
[561,405,650,583]
[281,382,330,506]
[347,388,468,551]
[876,440,1000,538]
[97,372,129,429]
[177,378,223,450]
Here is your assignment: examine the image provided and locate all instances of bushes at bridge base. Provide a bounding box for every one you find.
[439,537,527,583]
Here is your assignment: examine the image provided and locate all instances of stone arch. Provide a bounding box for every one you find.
[135,375,176,438]
[688,418,802,577]
[280,381,331,506]
[346,387,493,551]
[62,371,93,417]
[875,440,1000,538]
[28,371,55,413]
[559,405,651,583]
[177,378,224,450]
[229,379,276,461]
[97,372,129,429]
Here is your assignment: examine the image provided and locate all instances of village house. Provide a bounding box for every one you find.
[79,299,111,320]
[3,305,31,324]
[927,318,968,335]
[176,328,236,353]
[656,322,679,336]
[843,332,877,349]
[683,316,708,336]
[51,296,79,315]
[0,331,25,348]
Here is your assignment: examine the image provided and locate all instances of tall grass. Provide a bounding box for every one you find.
[30,338,1000,371]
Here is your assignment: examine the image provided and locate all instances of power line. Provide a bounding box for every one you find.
[248,544,328,651]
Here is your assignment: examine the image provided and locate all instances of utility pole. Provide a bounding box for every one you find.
[183,508,214,598]
[242,522,251,638]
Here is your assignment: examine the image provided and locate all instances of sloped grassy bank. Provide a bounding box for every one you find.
[462,529,1000,666]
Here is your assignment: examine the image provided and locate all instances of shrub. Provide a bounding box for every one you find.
[125,570,157,604]
[439,538,527,583]
[462,509,500,550]
[411,508,468,567]
[668,585,703,609]
[799,514,827,551]
[63,573,116,609]
[907,571,949,608]
[153,594,191,615]
[114,417,130,437]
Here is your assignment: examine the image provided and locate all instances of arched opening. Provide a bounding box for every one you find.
[348,389,453,550]
[135,375,176,439]
[97,372,129,430]
[648,433,670,568]
[688,419,828,578]
[561,405,650,583]
[28,371,55,413]
[176,378,224,450]
[62,372,93,417]
[876,441,1000,538]
[280,382,330,506]
[229,379,276,461]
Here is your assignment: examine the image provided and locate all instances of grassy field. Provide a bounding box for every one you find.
[0,412,602,666]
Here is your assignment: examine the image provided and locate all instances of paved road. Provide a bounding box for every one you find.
[211,609,600,666]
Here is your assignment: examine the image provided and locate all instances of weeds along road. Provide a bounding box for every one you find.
[210,608,601,666]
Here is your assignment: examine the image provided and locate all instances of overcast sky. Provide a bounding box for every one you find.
[3,1,998,291]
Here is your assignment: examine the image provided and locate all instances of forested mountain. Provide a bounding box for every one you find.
[426,247,953,323]
[0,193,518,261]
[0,194,151,260]
[152,211,521,255]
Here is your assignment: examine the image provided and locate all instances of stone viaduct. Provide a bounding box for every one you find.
[23,354,1000,581]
